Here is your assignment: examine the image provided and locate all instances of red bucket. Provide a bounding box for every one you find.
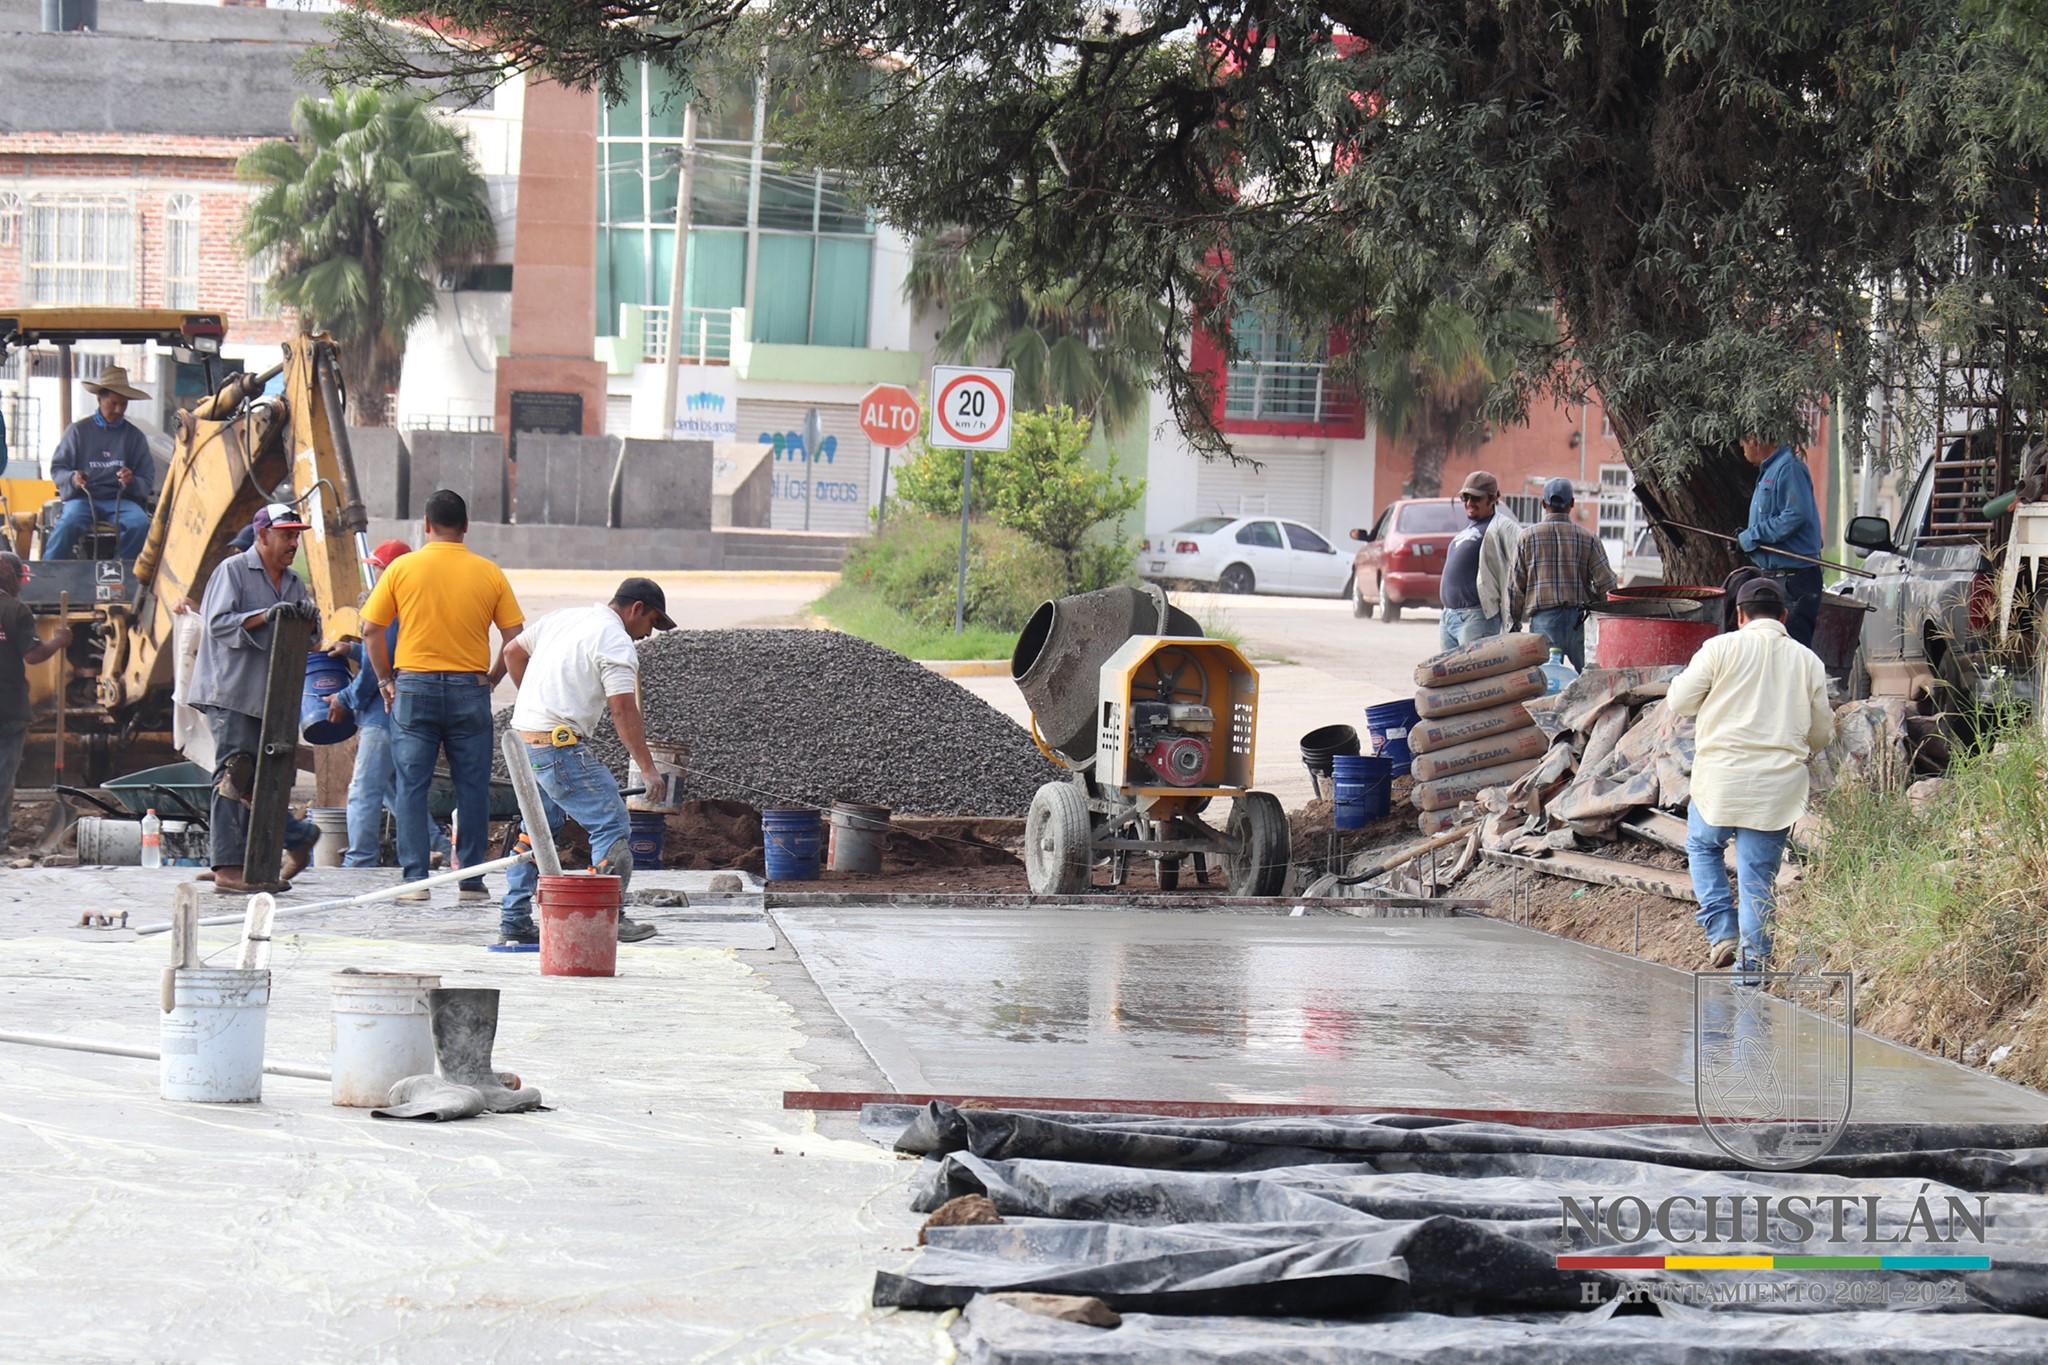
[538,873,620,978]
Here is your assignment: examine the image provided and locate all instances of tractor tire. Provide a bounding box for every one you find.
[1224,791,1290,897]
[1024,781,1093,895]
[1156,858,1181,891]
[1219,563,1256,595]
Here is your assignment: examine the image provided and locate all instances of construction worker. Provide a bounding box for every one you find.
[1668,577,1834,977]
[1509,477,1615,670]
[187,502,323,894]
[1737,435,1824,647]
[328,539,445,867]
[495,578,675,946]
[362,489,524,902]
[0,552,70,850]
[1438,470,1521,651]
[45,366,156,562]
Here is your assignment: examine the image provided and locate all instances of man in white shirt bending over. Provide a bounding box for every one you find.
[1667,576,1834,979]
[497,578,675,946]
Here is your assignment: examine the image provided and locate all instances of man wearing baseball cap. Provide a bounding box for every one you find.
[1438,469,1522,651]
[187,501,323,893]
[1508,477,1615,670]
[494,578,677,946]
[1668,576,1835,978]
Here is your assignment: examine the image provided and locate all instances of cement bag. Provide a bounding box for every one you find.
[1413,632,1551,689]
[1417,808,1466,835]
[1414,666,1546,720]
[1412,755,1544,811]
[171,610,216,771]
[1407,700,1537,755]
[1409,724,1550,785]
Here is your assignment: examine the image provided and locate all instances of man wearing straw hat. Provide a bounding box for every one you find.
[45,365,156,562]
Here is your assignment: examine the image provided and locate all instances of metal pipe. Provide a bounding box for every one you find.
[133,850,535,937]
[0,1030,329,1081]
[314,345,369,538]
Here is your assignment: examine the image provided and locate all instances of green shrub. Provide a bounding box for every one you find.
[842,514,1064,633]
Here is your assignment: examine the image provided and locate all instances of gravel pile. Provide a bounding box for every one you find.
[494,629,1064,816]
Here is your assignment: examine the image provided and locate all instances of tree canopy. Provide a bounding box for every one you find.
[323,1,2048,575]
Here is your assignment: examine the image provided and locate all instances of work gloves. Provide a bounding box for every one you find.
[264,600,320,626]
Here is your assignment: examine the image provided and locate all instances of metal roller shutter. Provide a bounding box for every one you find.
[736,399,870,533]
[1193,450,1328,534]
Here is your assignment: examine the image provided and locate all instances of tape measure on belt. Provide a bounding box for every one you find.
[550,726,578,747]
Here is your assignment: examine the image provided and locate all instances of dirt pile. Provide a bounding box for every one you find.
[494,629,1063,816]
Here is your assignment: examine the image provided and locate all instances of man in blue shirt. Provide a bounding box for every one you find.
[45,366,155,561]
[1737,437,1824,647]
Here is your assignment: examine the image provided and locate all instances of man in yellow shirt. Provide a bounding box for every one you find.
[363,489,524,900]
[1667,577,1835,977]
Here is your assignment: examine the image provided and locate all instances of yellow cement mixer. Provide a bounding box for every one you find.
[1012,585,1291,896]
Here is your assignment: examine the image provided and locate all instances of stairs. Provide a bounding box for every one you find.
[716,529,860,573]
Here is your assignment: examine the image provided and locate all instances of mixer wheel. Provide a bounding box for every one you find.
[1223,791,1290,897]
[1024,781,1093,895]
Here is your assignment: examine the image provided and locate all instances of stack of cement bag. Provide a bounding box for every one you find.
[1409,633,1552,833]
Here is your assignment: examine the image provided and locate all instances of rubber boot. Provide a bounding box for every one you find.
[371,987,543,1120]
[595,838,656,943]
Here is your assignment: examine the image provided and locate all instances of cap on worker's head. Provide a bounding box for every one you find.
[368,539,412,569]
[83,364,149,401]
[253,501,311,533]
[1458,470,1501,499]
[612,576,676,630]
[1542,477,1575,511]
[1736,576,1786,609]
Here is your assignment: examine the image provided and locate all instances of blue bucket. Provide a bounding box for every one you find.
[1364,699,1420,776]
[628,810,666,868]
[300,651,356,745]
[1332,753,1393,829]
[762,808,823,881]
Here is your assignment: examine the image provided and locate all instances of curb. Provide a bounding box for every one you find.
[917,659,1012,677]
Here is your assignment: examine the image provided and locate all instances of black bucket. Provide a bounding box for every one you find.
[1299,723,1362,777]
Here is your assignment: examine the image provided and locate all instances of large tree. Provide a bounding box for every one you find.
[322,3,2048,576]
[239,89,498,425]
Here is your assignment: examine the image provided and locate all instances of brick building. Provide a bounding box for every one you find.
[0,0,324,468]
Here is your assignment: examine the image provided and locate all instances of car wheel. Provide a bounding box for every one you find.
[1377,581,1401,623]
[1219,563,1256,595]
[1847,644,1870,702]
[1350,574,1370,618]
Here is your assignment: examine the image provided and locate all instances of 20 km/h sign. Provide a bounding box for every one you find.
[928,366,1015,451]
[858,383,922,448]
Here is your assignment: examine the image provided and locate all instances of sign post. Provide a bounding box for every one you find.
[925,367,1015,634]
[800,407,823,531]
[858,383,922,537]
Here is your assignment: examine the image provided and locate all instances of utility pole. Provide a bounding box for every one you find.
[658,102,700,439]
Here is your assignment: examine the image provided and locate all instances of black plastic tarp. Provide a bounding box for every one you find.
[867,1103,2048,1362]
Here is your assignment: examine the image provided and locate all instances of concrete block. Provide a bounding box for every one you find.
[346,427,408,520]
[514,434,620,527]
[405,432,507,524]
[617,439,713,531]
[712,442,772,529]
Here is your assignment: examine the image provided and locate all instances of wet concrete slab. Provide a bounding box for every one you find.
[772,904,2048,1124]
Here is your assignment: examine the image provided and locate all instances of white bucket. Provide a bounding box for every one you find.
[309,807,350,868]
[329,971,440,1107]
[826,802,891,874]
[160,968,271,1103]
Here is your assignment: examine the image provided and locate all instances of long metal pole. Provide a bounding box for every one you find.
[657,103,700,439]
[0,1031,329,1081]
[133,850,535,936]
[876,446,891,535]
[953,449,975,633]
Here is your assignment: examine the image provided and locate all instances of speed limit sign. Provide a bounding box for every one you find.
[928,366,1015,451]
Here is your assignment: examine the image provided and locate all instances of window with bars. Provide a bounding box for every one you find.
[164,194,201,309]
[0,191,20,248]
[246,248,282,319]
[26,197,134,305]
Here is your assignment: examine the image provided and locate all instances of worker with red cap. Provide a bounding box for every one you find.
[329,540,442,867]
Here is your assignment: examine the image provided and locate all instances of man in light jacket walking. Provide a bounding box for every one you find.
[1438,469,1521,651]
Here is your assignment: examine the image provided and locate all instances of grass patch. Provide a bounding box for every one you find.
[1196,607,1295,665]
[1776,719,2048,1087]
[810,581,1019,660]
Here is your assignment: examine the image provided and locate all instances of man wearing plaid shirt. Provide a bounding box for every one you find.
[1509,477,1615,670]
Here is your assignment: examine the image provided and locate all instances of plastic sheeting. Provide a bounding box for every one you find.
[868,1103,2048,1361]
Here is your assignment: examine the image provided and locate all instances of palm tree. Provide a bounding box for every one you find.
[1353,301,1551,497]
[906,229,1165,438]
[238,89,497,425]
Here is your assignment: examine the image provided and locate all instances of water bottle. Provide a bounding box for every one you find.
[1540,648,1579,696]
[140,808,162,869]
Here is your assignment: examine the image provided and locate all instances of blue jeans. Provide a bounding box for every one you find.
[1439,607,1502,652]
[1529,606,1588,671]
[344,725,447,867]
[500,741,634,934]
[1687,804,1792,971]
[46,497,150,560]
[390,672,495,884]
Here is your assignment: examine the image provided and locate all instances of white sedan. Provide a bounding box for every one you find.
[1140,515,1356,597]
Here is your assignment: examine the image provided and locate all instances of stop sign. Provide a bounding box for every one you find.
[858,383,922,447]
